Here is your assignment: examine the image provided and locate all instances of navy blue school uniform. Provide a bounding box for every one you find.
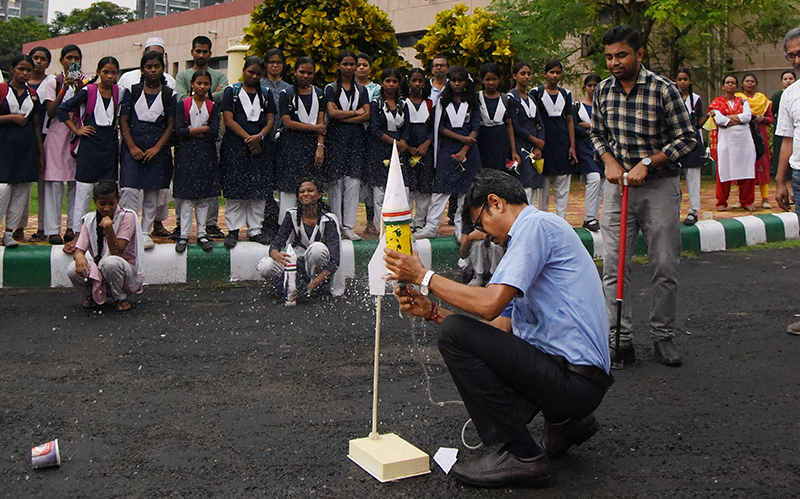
[367,97,410,187]
[477,91,512,171]
[57,85,119,183]
[507,89,544,189]
[276,86,324,192]
[573,101,602,176]
[119,86,175,190]
[679,93,705,169]
[173,97,220,199]
[323,81,369,182]
[529,85,576,176]
[219,85,276,199]
[404,98,434,193]
[0,84,42,184]
[433,100,482,194]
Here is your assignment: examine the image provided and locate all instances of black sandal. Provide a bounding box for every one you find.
[175,238,189,254]
[198,235,213,252]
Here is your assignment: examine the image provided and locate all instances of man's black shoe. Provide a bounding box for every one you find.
[540,414,599,458]
[610,342,635,368]
[169,226,181,241]
[450,449,551,489]
[654,339,682,366]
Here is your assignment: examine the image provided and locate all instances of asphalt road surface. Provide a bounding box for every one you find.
[2,247,799,498]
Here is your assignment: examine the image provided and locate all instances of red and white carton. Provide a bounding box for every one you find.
[31,439,61,469]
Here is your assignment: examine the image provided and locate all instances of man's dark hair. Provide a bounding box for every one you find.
[192,36,212,50]
[601,25,641,52]
[462,170,527,220]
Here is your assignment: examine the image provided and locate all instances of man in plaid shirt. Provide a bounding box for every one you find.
[590,25,697,368]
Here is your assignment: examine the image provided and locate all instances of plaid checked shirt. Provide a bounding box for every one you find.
[590,65,697,176]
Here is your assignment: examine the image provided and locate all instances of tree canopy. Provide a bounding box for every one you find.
[490,0,800,82]
[243,0,409,86]
[49,1,136,37]
[0,17,51,77]
[414,4,515,85]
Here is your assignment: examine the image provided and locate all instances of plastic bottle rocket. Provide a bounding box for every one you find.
[284,243,297,306]
[382,141,412,257]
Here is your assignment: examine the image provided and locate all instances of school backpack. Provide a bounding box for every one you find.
[0,82,39,113]
[130,82,174,123]
[70,83,120,157]
[182,96,214,126]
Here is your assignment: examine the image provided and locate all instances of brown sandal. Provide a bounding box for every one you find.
[114,300,132,312]
[82,297,99,309]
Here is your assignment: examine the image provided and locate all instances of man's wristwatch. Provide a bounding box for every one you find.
[642,157,652,168]
[420,270,436,296]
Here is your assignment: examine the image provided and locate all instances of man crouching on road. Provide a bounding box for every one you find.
[383,169,613,489]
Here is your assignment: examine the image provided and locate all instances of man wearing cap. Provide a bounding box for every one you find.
[117,37,176,239]
[117,37,176,91]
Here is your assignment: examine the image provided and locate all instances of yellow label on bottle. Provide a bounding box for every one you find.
[385,224,412,255]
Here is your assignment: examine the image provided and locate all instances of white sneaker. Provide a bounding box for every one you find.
[341,227,361,241]
[412,227,437,240]
[787,321,800,335]
[143,235,155,250]
[3,231,19,248]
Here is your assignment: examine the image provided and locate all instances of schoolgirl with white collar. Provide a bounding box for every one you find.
[275,56,326,223]
[323,50,370,241]
[367,68,410,216]
[119,51,175,251]
[415,65,482,240]
[401,68,435,231]
[507,61,546,204]
[0,54,45,248]
[173,70,220,253]
[42,44,86,246]
[529,59,577,219]
[477,62,520,172]
[220,56,276,248]
[58,56,122,254]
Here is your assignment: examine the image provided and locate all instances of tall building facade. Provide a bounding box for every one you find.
[137,0,228,20]
[0,0,49,23]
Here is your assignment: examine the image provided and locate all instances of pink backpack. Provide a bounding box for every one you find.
[70,83,119,157]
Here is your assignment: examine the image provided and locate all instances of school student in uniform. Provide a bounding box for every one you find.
[17,46,53,242]
[507,62,545,205]
[675,68,706,226]
[220,56,276,248]
[275,56,326,223]
[367,68,410,215]
[42,44,85,245]
[0,54,45,248]
[530,59,577,219]
[415,65,482,240]
[402,68,434,231]
[173,70,220,253]
[574,74,604,232]
[67,180,143,312]
[477,63,519,172]
[323,50,370,241]
[59,56,122,254]
[118,51,175,251]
